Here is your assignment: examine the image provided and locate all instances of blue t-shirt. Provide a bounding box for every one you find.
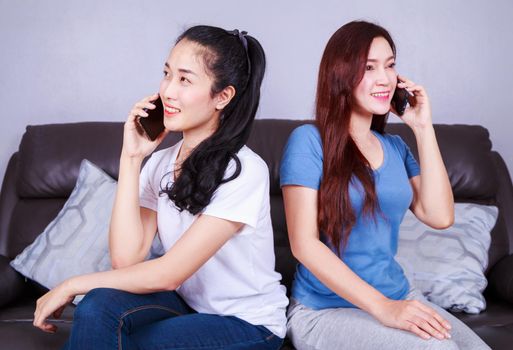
[280,124,420,309]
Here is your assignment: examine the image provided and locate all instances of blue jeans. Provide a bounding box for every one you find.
[62,288,283,349]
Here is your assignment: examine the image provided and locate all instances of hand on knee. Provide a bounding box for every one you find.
[371,299,452,341]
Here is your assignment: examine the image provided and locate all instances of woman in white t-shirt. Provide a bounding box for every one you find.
[33,25,288,349]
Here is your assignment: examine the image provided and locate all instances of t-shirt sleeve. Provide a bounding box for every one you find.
[280,124,323,190]
[139,154,159,212]
[202,154,268,229]
[391,134,420,178]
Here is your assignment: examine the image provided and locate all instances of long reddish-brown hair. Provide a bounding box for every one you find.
[316,21,396,254]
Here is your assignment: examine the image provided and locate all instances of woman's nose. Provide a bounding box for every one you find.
[376,69,391,86]
[161,80,178,100]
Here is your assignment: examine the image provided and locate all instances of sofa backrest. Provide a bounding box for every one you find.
[1,120,512,292]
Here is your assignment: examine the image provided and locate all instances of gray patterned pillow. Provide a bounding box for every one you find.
[396,203,498,314]
[10,160,116,303]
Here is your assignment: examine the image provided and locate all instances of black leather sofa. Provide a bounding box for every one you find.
[1,120,513,349]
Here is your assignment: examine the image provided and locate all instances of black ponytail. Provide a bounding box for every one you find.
[160,25,266,215]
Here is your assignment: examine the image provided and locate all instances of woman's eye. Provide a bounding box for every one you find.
[387,62,396,69]
[180,77,191,84]
[365,65,374,71]
[163,71,170,79]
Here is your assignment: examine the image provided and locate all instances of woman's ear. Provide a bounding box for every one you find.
[215,86,236,111]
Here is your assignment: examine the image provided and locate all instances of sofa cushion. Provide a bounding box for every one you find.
[8,198,65,258]
[10,160,117,303]
[396,203,498,313]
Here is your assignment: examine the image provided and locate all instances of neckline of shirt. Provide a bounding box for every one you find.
[370,130,388,173]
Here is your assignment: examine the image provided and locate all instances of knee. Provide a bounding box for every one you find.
[425,339,459,350]
[440,340,459,350]
[74,288,120,322]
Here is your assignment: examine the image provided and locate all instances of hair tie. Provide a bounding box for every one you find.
[227,29,248,50]
[227,29,251,78]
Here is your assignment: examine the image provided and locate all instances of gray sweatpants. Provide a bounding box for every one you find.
[286,288,490,350]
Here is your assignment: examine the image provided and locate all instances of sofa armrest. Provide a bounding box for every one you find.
[489,254,513,304]
[0,255,26,308]
[491,152,513,252]
[0,153,19,257]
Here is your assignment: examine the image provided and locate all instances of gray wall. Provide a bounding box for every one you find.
[1,0,512,183]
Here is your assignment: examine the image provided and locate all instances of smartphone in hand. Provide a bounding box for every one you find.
[139,96,165,141]
[391,79,410,116]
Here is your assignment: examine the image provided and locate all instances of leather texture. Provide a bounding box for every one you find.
[489,254,513,304]
[1,120,512,349]
[0,255,25,307]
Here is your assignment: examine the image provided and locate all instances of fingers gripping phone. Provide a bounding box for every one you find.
[391,78,410,116]
[139,96,165,141]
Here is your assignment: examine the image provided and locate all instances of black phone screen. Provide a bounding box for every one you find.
[139,96,165,141]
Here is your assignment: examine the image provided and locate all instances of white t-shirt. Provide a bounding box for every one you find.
[139,140,288,337]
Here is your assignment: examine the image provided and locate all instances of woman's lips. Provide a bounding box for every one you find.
[163,104,181,116]
[371,91,390,102]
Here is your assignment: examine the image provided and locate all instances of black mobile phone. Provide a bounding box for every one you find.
[139,96,165,141]
[391,80,410,116]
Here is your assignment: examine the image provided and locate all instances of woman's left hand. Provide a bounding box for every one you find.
[33,281,75,333]
[394,75,433,131]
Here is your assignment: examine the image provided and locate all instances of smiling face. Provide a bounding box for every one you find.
[352,36,397,117]
[159,40,226,142]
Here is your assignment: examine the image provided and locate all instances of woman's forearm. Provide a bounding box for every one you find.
[413,125,454,227]
[293,239,388,316]
[68,256,173,296]
[109,154,147,267]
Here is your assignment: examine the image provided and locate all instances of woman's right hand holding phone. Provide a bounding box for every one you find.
[371,298,452,341]
[123,93,168,159]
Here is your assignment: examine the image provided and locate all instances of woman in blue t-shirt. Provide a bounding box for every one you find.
[280,21,489,350]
